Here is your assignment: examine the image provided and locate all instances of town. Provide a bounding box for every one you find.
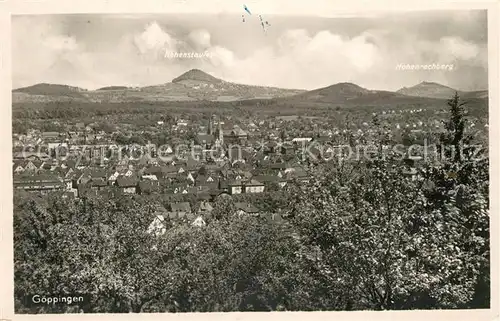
[12,98,488,226]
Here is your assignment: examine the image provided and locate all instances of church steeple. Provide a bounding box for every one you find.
[208,117,213,135]
[218,118,223,145]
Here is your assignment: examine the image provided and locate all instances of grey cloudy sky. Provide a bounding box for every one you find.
[12,10,487,91]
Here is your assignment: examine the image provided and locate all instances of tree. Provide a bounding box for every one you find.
[96,122,116,134]
[14,195,173,313]
[287,148,488,310]
[424,93,490,307]
[114,133,129,145]
[211,195,236,221]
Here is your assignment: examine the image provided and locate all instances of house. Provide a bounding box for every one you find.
[171,184,190,194]
[191,216,206,227]
[170,202,192,215]
[202,164,221,174]
[252,175,287,188]
[292,137,312,144]
[269,162,288,171]
[227,146,245,162]
[115,176,137,194]
[12,161,30,174]
[186,158,202,171]
[138,153,157,166]
[186,172,195,183]
[89,179,108,191]
[197,200,214,215]
[77,183,91,198]
[13,164,24,174]
[90,169,107,180]
[147,215,167,236]
[39,159,58,171]
[61,160,77,170]
[161,165,178,177]
[303,145,322,161]
[137,180,159,195]
[160,145,174,154]
[123,169,134,177]
[41,132,60,142]
[229,126,248,141]
[280,143,295,155]
[403,167,419,181]
[261,212,284,224]
[285,167,309,182]
[218,180,229,193]
[13,174,65,192]
[108,171,120,183]
[60,191,76,200]
[67,131,80,144]
[48,142,62,151]
[196,134,215,147]
[261,141,277,155]
[217,123,248,144]
[142,174,159,183]
[75,169,92,185]
[227,180,244,194]
[75,122,85,131]
[195,173,216,184]
[314,136,331,144]
[25,160,40,172]
[196,192,212,202]
[63,175,75,191]
[234,202,260,216]
[13,151,49,161]
[243,180,265,193]
[143,166,162,176]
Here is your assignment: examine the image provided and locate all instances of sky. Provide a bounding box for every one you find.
[11,10,488,91]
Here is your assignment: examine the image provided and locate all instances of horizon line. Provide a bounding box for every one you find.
[11,81,488,94]
[11,70,489,93]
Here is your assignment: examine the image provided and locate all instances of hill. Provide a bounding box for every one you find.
[13,83,86,96]
[397,81,459,99]
[171,69,223,84]
[97,86,131,91]
[292,82,373,102]
[12,83,90,103]
[396,81,488,100]
[135,69,304,102]
[462,90,489,99]
[280,82,436,106]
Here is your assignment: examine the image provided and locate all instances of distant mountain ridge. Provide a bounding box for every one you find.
[284,82,434,105]
[397,81,459,99]
[13,83,87,95]
[397,81,488,100]
[12,71,488,104]
[13,83,89,103]
[292,82,373,102]
[97,86,131,91]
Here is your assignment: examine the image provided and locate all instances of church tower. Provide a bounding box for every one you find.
[208,117,213,135]
[218,119,224,145]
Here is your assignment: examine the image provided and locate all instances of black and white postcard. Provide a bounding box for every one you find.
[0,0,498,320]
